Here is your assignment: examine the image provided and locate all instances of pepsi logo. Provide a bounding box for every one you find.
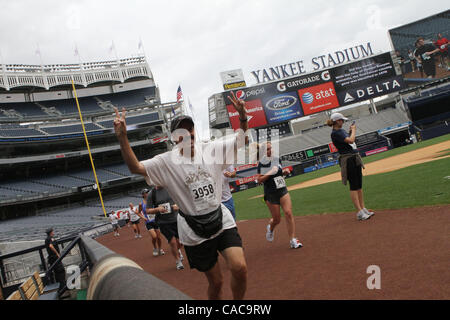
[266,95,297,110]
[236,90,246,100]
[277,82,286,92]
[302,92,314,104]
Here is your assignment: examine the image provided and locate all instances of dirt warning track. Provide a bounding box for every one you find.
[97,204,450,300]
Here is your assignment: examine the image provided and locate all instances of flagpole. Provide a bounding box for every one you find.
[138,37,147,58]
[36,43,44,69]
[187,97,200,141]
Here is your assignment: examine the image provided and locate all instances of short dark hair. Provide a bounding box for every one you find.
[46,228,53,235]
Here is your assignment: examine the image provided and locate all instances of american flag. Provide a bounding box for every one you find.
[176,85,183,103]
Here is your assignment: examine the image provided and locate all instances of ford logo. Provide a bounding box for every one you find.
[266,96,297,110]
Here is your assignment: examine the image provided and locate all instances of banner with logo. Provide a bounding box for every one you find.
[226,98,268,130]
[330,52,404,106]
[222,52,404,129]
[220,69,247,91]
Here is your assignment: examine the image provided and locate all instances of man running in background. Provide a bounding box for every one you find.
[113,91,249,300]
[141,188,164,256]
[415,37,440,78]
[147,186,184,270]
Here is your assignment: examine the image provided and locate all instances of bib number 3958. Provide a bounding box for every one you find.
[192,184,215,199]
[190,180,217,211]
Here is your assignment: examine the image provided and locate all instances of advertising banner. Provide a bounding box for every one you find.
[298,81,340,115]
[223,52,405,129]
[220,69,247,91]
[281,150,307,162]
[330,52,404,106]
[262,92,303,124]
[305,145,332,158]
[226,98,268,130]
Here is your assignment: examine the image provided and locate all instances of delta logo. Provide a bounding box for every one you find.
[298,82,340,116]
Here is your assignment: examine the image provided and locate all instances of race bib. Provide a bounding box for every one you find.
[274,176,286,189]
[421,53,431,61]
[160,202,172,214]
[189,178,217,212]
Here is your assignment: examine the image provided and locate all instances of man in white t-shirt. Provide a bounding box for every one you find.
[222,165,237,220]
[113,92,249,300]
[109,210,120,237]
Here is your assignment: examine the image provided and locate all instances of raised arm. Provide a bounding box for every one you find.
[344,124,356,144]
[114,107,147,176]
[227,91,249,148]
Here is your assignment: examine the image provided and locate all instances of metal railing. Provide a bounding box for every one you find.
[1,228,191,300]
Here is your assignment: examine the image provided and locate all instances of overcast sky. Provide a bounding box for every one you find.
[0,1,448,138]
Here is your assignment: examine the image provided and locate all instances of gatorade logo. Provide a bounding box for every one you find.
[321,71,331,81]
[277,82,286,92]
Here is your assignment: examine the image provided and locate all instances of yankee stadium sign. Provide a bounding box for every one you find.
[250,42,374,84]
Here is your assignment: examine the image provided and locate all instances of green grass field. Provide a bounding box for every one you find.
[233,133,450,221]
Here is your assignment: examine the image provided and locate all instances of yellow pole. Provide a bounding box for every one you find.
[71,80,107,217]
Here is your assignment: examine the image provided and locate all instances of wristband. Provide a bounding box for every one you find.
[239,116,248,122]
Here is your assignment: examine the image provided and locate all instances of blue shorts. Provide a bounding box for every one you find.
[222,197,236,220]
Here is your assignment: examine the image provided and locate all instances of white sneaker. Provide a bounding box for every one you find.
[153,248,159,256]
[176,259,184,270]
[159,249,165,256]
[290,238,303,249]
[357,210,371,221]
[266,224,274,242]
[135,234,139,239]
[178,249,184,261]
[363,208,375,217]
[138,234,142,238]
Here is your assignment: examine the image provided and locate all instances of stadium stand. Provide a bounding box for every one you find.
[0,102,48,117]
[41,123,102,135]
[95,87,156,108]
[278,107,411,156]
[0,127,45,137]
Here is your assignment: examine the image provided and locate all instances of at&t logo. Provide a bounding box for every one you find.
[302,92,314,104]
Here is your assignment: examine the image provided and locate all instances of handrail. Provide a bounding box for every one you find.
[80,236,192,300]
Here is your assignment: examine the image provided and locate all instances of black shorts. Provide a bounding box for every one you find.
[346,156,363,191]
[112,224,119,230]
[423,62,436,77]
[125,219,130,224]
[159,222,179,242]
[145,221,159,230]
[264,187,288,205]
[131,219,140,225]
[184,227,242,272]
